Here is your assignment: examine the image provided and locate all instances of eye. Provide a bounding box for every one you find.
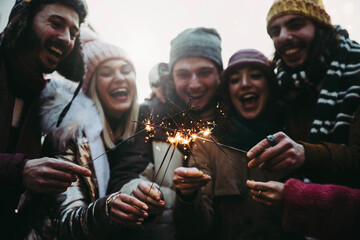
[268,27,280,38]
[176,71,191,79]
[50,20,62,30]
[120,65,133,75]
[249,71,264,80]
[99,70,113,77]
[229,76,240,84]
[197,68,215,78]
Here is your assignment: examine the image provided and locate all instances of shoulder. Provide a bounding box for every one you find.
[40,74,102,150]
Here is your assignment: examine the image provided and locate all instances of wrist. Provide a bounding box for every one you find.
[105,192,121,217]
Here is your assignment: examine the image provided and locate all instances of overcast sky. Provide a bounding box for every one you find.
[1,0,360,102]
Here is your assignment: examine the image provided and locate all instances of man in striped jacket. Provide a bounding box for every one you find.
[246,0,360,188]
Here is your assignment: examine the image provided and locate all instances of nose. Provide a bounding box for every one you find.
[240,74,251,88]
[58,29,71,46]
[114,70,126,82]
[188,73,201,90]
[278,27,292,40]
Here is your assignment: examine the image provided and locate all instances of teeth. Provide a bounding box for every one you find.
[111,88,127,95]
[242,93,256,99]
[49,46,62,55]
[284,48,299,55]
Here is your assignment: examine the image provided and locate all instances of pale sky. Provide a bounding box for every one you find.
[1,0,360,102]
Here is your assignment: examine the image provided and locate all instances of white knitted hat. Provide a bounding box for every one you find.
[81,29,134,94]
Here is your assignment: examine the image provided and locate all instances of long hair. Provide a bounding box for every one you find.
[88,70,139,149]
[0,0,87,82]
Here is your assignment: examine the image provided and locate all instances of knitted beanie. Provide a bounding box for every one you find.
[169,27,223,73]
[222,49,275,83]
[148,62,169,88]
[266,0,332,32]
[81,29,134,94]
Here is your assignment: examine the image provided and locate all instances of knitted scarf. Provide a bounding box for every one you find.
[277,26,360,145]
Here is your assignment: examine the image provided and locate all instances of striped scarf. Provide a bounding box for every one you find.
[277,26,360,145]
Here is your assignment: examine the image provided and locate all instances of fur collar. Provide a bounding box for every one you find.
[40,74,102,151]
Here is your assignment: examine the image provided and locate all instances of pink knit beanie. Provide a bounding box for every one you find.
[81,29,135,94]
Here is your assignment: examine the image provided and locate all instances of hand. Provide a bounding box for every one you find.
[110,192,149,226]
[173,167,211,196]
[131,181,165,214]
[144,87,166,103]
[246,180,284,210]
[247,132,305,172]
[22,157,91,194]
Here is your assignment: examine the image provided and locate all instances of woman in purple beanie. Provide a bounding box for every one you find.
[173,49,303,240]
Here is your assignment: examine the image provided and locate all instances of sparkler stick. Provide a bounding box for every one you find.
[90,104,200,163]
[144,143,172,202]
[159,140,179,188]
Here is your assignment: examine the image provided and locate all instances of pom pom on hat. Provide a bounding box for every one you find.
[266,0,332,33]
[81,28,134,94]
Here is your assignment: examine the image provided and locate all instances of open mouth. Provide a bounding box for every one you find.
[110,88,128,98]
[284,47,301,56]
[189,93,204,100]
[240,93,259,107]
[48,45,63,59]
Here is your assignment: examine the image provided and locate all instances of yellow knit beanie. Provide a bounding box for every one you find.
[266,0,332,32]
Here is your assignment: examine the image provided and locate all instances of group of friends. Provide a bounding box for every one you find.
[1,0,359,239]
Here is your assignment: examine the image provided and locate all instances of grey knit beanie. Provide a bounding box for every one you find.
[169,27,223,73]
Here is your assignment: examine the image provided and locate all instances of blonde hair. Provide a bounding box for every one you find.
[88,68,139,149]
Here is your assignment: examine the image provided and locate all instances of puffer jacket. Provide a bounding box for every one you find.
[39,75,113,240]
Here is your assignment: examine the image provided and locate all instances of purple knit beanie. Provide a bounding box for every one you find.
[222,49,274,82]
[81,29,135,95]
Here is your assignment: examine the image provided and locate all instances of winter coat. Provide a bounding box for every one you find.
[0,56,44,238]
[277,26,360,188]
[282,178,360,239]
[39,76,113,239]
[173,139,303,240]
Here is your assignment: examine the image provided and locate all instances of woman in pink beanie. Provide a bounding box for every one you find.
[39,28,151,239]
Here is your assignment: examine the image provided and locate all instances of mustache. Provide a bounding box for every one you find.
[278,40,305,54]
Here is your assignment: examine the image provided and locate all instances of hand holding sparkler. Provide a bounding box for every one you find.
[107,192,149,226]
[173,167,211,196]
[132,181,166,214]
[247,132,305,172]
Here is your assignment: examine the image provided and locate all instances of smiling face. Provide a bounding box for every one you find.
[268,15,316,69]
[229,66,269,120]
[172,57,220,111]
[96,59,136,119]
[32,3,79,73]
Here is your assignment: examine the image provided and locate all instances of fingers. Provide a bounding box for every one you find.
[132,182,165,207]
[111,193,149,226]
[53,159,92,176]
[174,167,204,178]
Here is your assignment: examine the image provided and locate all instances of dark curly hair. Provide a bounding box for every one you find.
[0,0,88,82]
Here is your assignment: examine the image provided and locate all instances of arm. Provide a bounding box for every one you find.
[0,153,28,189]
[300,105,360,187]
[247,105,360,187]
[246,178,360,239]
[282,178,360,239]
[55,140,147,240]
[173,141,214,237]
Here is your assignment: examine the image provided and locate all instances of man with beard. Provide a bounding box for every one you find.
[0,0,91,238]
[247,0,360,189]
[107,27,223,240]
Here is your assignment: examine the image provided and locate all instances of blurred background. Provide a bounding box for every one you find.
[1,0,359,102]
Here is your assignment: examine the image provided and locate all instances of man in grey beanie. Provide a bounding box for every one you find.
[110,27,223,240]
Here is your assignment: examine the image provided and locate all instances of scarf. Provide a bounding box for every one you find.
[277,26,360,145]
